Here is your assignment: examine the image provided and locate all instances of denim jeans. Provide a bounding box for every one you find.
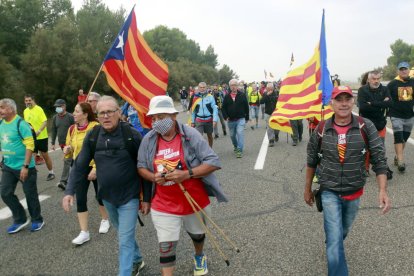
[1,165,43,224]
[250,106,259,121]
[103,199,142,276]
[227,118,245,151]
[322,190,360,276]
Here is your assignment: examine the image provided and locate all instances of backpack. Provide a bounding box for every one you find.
[87,122,145,226]
[316,116,368,162]
[0,118,37,142]
[88,122,138,162]
[0,118,37,168]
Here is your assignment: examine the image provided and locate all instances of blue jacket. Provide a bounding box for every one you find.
[191,93,218,123]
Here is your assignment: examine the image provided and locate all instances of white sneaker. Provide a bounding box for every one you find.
[72,231,90,245]
[99,219,110,234]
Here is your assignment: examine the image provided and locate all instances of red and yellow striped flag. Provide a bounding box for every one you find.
[269,11,333,133]
[102,6,168,128]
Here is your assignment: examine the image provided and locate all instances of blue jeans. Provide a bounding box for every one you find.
[227,118,245,152]
[322,190,360,276]
[103,199,142,276]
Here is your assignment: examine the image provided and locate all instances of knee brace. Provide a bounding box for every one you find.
[393,131,405,144]
[403,131,411,142]
[159,241,177,267]
[188,232,205,243]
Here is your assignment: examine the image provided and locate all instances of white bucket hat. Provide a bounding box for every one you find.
[147,96,178,116]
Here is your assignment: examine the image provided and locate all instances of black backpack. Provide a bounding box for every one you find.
[88,121,138,162]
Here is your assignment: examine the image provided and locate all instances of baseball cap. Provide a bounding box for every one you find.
[331,86,353,99]
[397,61,410,70]
[147,96,178,116]
[54,99,66,106]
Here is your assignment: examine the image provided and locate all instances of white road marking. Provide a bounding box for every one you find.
[0,194,50,220]
[254,132,269,170]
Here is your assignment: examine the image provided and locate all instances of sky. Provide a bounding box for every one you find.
[71,0,414,83]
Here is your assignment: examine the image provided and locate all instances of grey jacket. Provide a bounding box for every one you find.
[137,123,228,203]
[307,114,388,194]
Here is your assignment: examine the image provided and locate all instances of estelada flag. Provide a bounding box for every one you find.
[269,10,333,133]
[102,6,169,128]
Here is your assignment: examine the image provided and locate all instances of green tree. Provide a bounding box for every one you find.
[143,25,237,98]
[383,39,414,80]
[218,64,239,85]
[0,0,73,68]
[0,54,25,112]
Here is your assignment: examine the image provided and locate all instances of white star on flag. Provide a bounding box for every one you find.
[116,31,125,56]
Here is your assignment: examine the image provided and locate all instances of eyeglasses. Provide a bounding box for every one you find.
[97,109,118,118]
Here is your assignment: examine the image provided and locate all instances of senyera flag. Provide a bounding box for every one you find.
[102,6,169,128]
[269,10,333,134]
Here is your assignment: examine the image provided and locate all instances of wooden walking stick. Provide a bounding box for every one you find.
[181,188,240,253]
[177,182,231,266]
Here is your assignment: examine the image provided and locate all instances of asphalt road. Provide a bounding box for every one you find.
[1,109,414,276]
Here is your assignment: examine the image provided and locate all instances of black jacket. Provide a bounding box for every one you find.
[357,84,392,130]
[387,77,414,119]
[222,91,249,121]
[66,123,151,206]
[307,115,388,194]
[260,91,278,115]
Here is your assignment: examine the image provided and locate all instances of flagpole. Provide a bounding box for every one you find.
[86,63,104,100]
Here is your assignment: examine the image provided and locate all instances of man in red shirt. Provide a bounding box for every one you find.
[77,89,87,103]
[304,86,391,276]
[138,96,226,276]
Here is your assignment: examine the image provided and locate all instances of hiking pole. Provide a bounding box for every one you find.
[182,187,240,253]
[177,182,230,266]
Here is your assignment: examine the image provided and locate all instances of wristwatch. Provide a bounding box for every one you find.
[22,164,29,169]
[188,168,194,178]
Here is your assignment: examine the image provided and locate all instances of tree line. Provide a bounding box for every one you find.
[0,0,237,115]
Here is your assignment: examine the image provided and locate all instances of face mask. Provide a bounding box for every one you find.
[152,117,174,135]
[55,107,63,113]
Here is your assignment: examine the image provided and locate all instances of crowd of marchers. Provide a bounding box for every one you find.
[0,61,413,276]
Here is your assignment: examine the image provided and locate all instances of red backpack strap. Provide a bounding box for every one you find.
[356,116,368,148]
[69,124,76,137]
[316,120,326,153]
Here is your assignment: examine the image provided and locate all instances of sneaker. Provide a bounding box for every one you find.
[72,231,90,245]
[394,156,398,166]
[7,220,30,234]
[398,162,406,172]
[99,219,110,234]
[57,182,66,190]
[292,141,297,146]
[275,136,279,142]
[269,139,275,147]
[46,173,55,181]
[194,254,208,276]
[214,134,219,139]
[250,126,255,130]
[132,260,145,276]
[30,221,45,232]
[35,156,45,165]
[236,150,242,158]
[233,147,238,153]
